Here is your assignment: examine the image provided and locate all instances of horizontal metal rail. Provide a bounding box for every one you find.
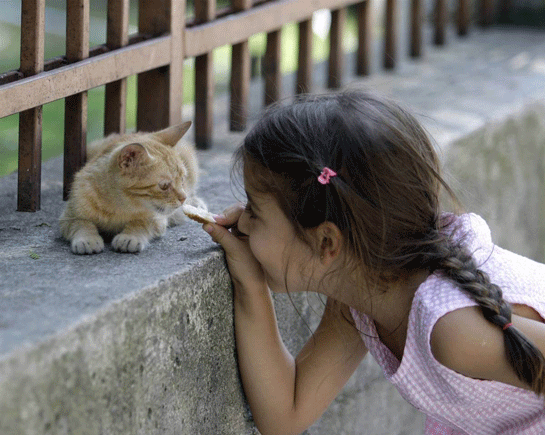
[0,36,171,119]
[184,0,363,57]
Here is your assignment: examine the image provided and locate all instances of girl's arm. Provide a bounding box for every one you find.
[235,292,366,435]
[205,207,367,435]
[431,305,545,390]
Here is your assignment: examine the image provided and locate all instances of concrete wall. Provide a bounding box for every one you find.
[445,102,545,262]
[0,254,254,435]
[0,250,423,435]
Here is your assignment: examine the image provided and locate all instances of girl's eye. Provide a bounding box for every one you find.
[244,202,256,219]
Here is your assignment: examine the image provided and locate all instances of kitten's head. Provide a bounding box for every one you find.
[111,121,193,216]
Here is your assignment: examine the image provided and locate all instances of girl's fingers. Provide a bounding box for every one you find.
[204,210,266,287]
[214,203,245,227]
[205,222,257,264]
[204,222,243,254]
[204,202,250,259]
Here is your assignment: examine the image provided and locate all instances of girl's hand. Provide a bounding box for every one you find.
[204,203,265,290]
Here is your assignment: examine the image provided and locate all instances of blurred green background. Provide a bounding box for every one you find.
[0,0,359,178]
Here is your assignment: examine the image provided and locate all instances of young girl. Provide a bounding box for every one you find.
[203,91,545,435]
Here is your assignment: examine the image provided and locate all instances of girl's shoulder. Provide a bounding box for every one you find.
[429,303,544,391]
[430,305,500,379]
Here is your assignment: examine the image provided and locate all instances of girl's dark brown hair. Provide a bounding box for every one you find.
[235,90,545,394]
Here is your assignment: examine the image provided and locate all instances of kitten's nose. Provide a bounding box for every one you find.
[177,191,187,203]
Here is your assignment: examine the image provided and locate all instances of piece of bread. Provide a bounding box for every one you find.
[182,204,216,224]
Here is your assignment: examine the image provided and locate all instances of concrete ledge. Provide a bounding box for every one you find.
[0,249,424,435]
[0,253,254,434]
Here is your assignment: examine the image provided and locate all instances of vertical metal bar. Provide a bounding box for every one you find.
[137,0,185,132]
[264,29,281,106]
[20,0,44,76]
[230,0,252,132]
[356,1,371,76]
[169,0,185,126]
[138,0,169,132]
[434,0,447,46]
[295,19,312,95]
[18,0,45,212]
[480,0,494,26]
[104,0,129,136]
[328,8,346,89]
[194,54,214,149]
[384,0,397,69]
[18,108,43,212]
[194,0,216,24]
[410,0,423,58]
[194,0,216,149]
[458,0,470,35]
[230,41,250,131]
[64,0,89,200]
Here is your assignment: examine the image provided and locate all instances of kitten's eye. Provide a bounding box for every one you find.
[159,181,171,191]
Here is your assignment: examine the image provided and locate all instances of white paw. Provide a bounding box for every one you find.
[111,233,149,253]
[71,235,104,254]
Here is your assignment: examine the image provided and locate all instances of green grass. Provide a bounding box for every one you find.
[0,14,358,178]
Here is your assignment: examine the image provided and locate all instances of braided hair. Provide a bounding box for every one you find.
[236,90,545,394]
[436,241,545,393]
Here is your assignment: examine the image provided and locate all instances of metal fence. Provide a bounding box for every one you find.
[0,0,497,212]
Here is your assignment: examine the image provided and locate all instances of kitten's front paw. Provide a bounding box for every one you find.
[112,233,149,253]
[71,235,104,254]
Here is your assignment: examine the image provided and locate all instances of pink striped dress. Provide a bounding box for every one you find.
[351,214,545,434]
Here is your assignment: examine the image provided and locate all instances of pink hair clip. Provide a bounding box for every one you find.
[317,167,337,185]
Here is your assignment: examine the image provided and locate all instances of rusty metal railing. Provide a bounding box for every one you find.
[0,0,497,212]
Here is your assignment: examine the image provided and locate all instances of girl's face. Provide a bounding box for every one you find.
[237,185,319,294]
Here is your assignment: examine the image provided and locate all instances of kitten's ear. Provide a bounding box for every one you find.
[117,143,149,170]
[152,121,192,147]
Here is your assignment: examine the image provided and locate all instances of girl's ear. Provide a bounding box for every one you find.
[315,221,344,264]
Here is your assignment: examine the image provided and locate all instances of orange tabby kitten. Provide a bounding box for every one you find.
[60,121,206,254]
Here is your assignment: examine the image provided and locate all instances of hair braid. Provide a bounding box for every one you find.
[438,241,545,395]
